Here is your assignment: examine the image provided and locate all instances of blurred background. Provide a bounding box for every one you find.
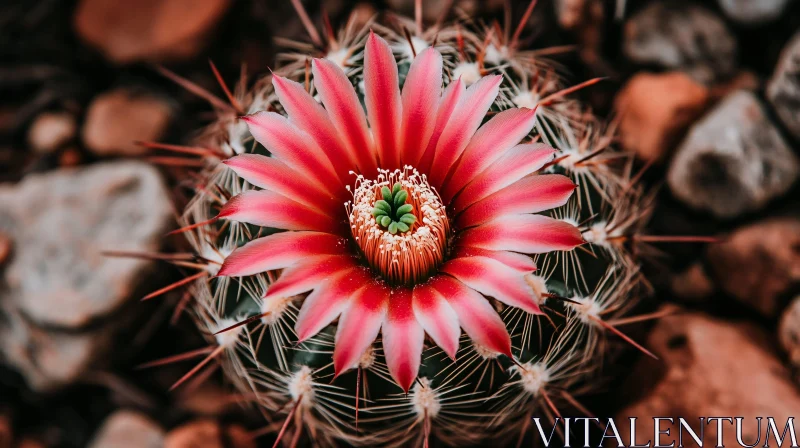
[1,0,799,446]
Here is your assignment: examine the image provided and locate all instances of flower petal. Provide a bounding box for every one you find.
[399,47,442,167]
[218,231,347,277]
[452,143,556,213]
[272,75,359,183]
[428,75,501,189]
[295,266,372,341]
[440,256,541,314]
[364,31,403,170]
[264,255,358,300]
[428,275,511,357]
[451,246,536,273]
[218,190,344,233]
[312,58,378,177]
[458,214,584,254]
[242,112,343,197]
[457,174,576,227]
[382,288,424,392]
[417,78,465,171]
[334,280,390,375]
[222,154,338,213]
[442,107,538,202]
[412,284,460,359]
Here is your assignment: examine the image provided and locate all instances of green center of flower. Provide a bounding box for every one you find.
[371,182,417,234]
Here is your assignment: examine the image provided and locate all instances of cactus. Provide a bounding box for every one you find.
[159,2,656,446]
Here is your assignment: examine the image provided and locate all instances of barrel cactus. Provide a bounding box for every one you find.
[162,3,653,446]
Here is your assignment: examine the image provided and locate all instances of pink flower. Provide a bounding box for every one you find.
[217,31,581,392]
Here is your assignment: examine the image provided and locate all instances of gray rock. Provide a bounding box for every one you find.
[0,162,173,390]
[623,1,737,84]
[706,217,800,317]
[0,305,112,391]
[668,90,799,218]
[0,162,172,328]
[767,32,800,140]
[718,0,792,24]
[89,411,164,448]
[780,296,800,374]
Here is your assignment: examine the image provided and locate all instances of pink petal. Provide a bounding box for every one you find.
[222,154,338,213]
[442,107,537,202]
[334,280,389,375]
[458,214,584,254]
[428,275,511,357]
[295,266,372,341]
[440,256,541,314]
[399,47,442,167]
[218,231,347,277]
[264,255,358,300]
[412,284,460,359]
[242,112,343,197]
[218,190,344,234]
[451,246,536,273]
[364,31,403,170]
[457,174,576,227]
[428,75,501,190]
[312,58,378,177]
[272,75,359,183]
[417,78,465,172]
[382,288,424,392]
[451,143,556,213]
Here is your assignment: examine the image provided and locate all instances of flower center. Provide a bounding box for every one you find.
[347,168,450,286]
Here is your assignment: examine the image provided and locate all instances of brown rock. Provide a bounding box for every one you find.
[670,262,715,301]
[224,425,256,448]
[83,89,172,157]
[616,72,709,163]
[0,414,11,448]
[89,411,164,448]
[779,296,800,372]
[615,310,800,446]
[706,217,800,317]
[164,420,222,448]
[27,112,77,154]
[74,0,231,64]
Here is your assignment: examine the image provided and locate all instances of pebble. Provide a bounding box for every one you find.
[667,90,799,218]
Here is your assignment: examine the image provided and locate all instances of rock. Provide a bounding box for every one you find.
[27,112,77,154]
[767,32,800,140]
[706,217,800,317]
[0,232,10,265]
[718,0,791,24]
[163,421,255,448]
[0,308,112,391]
[623,2,737,85]
[164,420,221,448]
[670,262,715,301]
[616,72,709,163]
[780,296,800,373]
[74,0,231,64]
[89,411,164,448]
[0,414,11,448]
[0,162,172,328]
[616,310,800,446]
[83,89,172,157]
[667,91,799,218]
[0,162,172,390]
[224,425,256,448]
